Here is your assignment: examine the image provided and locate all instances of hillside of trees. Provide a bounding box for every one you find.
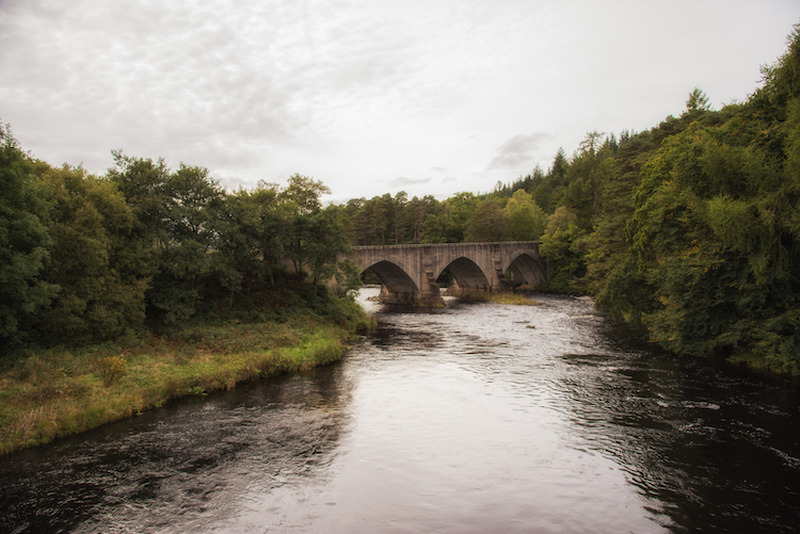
[333,26,800,373]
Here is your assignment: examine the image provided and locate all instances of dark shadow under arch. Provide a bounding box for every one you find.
[440,257,490,291]
[363,260,418,295]
[505,253,546,287]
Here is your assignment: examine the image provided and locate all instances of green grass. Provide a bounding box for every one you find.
[455,291,540,306]
[0,301,373,456]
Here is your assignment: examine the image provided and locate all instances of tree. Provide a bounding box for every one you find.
[108,153,224,324]
[160,164,224,292]
[503,189,547,241]
[624,119,800,364]
[409,195,438,243]
[303,208,351,290]
[35,165,149,342]
[578,130,606,155]
[588,128,658,300]
[464,199,509,242]
[685,87,711,115]
[423,192,477,243]
[563,132,615,226]
[393,191,408,243]
[528,149,568,213]
[107,151,170,239]
[217,183,284,296]
[280,173,330,214]
[279,175,349,290]
[540,207,586,292]
[0,124,56,345]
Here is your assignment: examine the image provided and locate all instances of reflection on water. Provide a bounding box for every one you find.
[1,289,799,533]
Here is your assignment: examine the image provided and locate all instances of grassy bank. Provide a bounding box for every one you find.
[0,300,373,456]
[453,291,540,306]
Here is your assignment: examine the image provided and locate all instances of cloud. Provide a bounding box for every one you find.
[385,176,434,188]
[1,0,798,201]
[487,133,552,171]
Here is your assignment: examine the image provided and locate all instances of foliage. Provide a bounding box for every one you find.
[0,138,358,353]
[108,154,225,324]
[0,125,57,345]
[503,189,547,241]
[34,165,149,342]
[423,192,478,243]
[540,207,587,293]
[623,111,800,365]
[464,198,509,242]
[96,355,127,386]
[609,25,800,369]
[279,174,348,286]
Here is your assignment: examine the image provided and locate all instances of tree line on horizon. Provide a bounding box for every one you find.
[2,25,799,371]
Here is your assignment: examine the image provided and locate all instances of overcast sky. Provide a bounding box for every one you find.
[1,1,798,202]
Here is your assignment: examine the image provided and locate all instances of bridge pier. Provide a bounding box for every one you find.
[420,269,446,307]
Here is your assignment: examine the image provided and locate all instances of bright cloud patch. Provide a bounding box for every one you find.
[487,133,551,170]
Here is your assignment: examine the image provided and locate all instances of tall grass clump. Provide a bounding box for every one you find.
[96,355,127,386]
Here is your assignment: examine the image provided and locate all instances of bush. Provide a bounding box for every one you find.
[96,355,127,386]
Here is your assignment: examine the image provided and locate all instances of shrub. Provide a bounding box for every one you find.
[96,355,127,386]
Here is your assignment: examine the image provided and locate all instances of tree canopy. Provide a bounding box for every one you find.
[0,141,355,351]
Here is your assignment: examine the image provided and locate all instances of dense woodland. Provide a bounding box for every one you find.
[2,26,799,372]
[1,140,363,352]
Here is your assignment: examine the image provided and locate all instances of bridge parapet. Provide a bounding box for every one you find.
[347,241,545,306]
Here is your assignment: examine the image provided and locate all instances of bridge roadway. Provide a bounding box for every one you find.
[348,241,546,306]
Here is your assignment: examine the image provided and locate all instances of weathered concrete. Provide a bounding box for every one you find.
[349,241,546,306]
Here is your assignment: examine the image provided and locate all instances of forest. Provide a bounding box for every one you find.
[332,26,800,373]
[2,25,799,375]
[0,141,367,350]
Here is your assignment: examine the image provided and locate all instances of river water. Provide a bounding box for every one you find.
[1,289,799,533]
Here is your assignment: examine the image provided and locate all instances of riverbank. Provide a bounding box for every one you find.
[0,298,373,456]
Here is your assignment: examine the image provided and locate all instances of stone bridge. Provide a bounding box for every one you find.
[349,241,546,305]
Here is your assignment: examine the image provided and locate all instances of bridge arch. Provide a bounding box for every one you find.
[504,252,547,287]
[437,257,491,291]
[361,260,419,304]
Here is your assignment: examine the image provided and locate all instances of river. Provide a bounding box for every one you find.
[1,289,799,533]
